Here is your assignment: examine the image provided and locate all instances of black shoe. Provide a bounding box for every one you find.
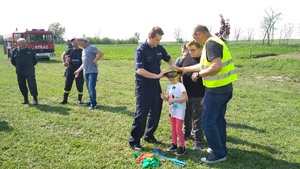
[130,144,143,151]
[60,100,67,104]
[176,146,186,155]
[33,100,38,105]
[167,144,177,152]
[144,138,162,144]
[21,101,29,104]
[78,100,83,104]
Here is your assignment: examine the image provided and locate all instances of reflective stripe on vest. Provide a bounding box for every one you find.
[200,36,238,88]
[200,59,233,69]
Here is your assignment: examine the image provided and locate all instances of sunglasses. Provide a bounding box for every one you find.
[188,48,198,52]
[188,46,202,52]
[164,71,181,78]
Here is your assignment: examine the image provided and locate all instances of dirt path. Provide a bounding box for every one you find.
[255,52,300,60]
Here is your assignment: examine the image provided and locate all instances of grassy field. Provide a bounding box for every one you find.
[0,42,300,168]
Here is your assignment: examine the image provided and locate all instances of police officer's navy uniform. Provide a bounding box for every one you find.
[11,47,38,104]
[129,40,171,148]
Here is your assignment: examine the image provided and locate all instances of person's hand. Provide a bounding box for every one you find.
[200,97,204,106]
[167,98,174,105]
[191,72,199,82]
[159,69,171,78]
[93,60,98,67]
[178,67,185,75]
[160,93,166,100]
[74,70,79,78]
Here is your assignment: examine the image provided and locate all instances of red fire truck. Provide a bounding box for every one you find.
[2,29,56,59]
[2,34,13,58]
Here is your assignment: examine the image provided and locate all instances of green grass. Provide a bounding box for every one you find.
[0,42,300,168]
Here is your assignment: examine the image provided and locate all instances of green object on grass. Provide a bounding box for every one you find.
[141,155,160,168]
[134,151,141,159]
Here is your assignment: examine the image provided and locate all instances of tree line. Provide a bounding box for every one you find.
[48,22,140,44]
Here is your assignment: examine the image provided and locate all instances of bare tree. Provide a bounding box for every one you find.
[260,8,282,46]
[278,23,294,46]
[173,27,183,43]
[134,32,140,41]
[246,28,254,41]
[278,26,285,45]
[233,26,242,41]
[283,23,294,45]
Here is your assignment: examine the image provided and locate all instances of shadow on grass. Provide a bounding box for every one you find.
[228,122,266,133]
[235,64,243,68]
[253,53,277,59]
[228,136,279,154]
[224,148,300,169]
[162,147,299,169]
[0,121,12,132]
[97,105,133,116]
[29,104,70,115]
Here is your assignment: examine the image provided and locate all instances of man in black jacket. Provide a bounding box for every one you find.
[11,38,39,105]
[176,40,205,150]
[60,39,84,104]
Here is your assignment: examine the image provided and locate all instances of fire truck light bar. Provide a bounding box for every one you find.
[32,29,45,31]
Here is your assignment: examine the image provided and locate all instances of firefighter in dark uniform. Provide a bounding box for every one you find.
[129,26,176,151]
[11,38,39,105]
[60,39,84,104]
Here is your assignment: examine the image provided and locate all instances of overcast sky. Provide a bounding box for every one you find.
[1,0,299,41]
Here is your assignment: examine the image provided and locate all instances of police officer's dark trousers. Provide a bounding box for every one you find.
[129,81,163,145]
[17,73,38,101]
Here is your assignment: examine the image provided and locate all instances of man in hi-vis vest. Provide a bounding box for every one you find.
[179,24,237,164]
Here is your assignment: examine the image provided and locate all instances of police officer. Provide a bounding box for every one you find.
[11,38,39,105]
[129,26,176,151]
[60,39,84,104]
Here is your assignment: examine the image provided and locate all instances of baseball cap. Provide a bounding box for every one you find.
[76,36,88,42]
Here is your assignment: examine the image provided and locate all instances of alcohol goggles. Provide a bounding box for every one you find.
[164,71,181,78]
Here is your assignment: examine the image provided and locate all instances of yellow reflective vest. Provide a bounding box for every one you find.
[200,36,238,88]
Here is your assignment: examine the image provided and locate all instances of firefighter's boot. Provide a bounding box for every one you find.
[77,94,83,104]
[60,93,69,104]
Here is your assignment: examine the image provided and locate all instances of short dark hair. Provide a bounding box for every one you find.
[148,26,164,38]
[186,40,202,48]
[193,25,209,34]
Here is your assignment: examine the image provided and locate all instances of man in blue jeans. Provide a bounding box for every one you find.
[74,36,104,110]
[180,24,237,163]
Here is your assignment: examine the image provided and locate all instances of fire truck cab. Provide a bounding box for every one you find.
[2,29,56,60]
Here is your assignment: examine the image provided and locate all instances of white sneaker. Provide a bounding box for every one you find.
[201,153,227,164]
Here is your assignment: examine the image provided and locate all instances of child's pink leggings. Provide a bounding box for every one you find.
[170,117,185,147]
